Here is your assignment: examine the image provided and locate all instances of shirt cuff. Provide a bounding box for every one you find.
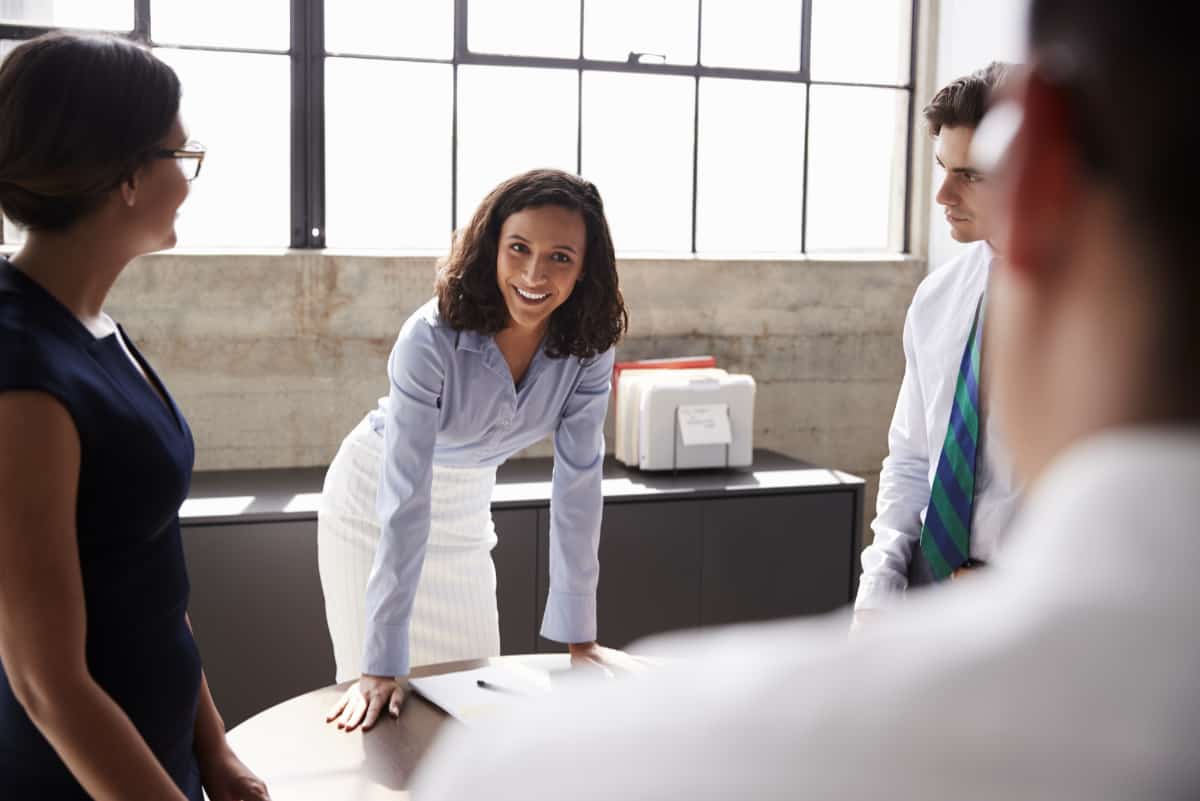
[362,620,409,677]
[853,575,908,612]
[539,589,597,644]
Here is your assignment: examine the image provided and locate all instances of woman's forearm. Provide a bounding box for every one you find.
[19,671,189,801]
[184,615,228,764]
[193,667,229,766]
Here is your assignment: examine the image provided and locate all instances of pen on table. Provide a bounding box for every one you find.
[476,679,526,695]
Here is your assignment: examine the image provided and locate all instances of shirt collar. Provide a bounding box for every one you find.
[981,240,996,266]
[455,328,490,353]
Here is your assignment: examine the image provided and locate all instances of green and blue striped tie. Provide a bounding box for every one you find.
[919,297,983,580]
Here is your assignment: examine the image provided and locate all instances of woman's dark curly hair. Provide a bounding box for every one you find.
[435,168,627,359]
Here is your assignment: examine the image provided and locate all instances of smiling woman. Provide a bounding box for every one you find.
[493,205,586,375]
[316,168,636,735]
[436,169,626,359]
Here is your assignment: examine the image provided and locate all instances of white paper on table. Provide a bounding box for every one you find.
[408,663,552,726]
[676,403,733,447]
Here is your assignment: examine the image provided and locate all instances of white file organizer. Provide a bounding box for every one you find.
[637,375,755,471]
[615,368,729,466]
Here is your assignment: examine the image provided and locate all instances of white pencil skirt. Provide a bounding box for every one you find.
[317,416,501,682]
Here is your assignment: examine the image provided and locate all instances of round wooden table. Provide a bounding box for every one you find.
[225,654,570,800]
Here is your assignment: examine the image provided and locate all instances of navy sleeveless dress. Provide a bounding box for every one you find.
[0,259,203,800]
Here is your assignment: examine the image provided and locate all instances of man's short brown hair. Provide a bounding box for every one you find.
[923,61,1013,137]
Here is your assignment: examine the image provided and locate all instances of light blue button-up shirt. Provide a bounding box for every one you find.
[362,298,612,677]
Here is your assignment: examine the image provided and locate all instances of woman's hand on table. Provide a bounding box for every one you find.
[567,642,651,677]
[197,742,271,801]
[325,674,406,733]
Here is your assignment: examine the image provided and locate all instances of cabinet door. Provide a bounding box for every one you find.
[492,508,538,655]
[537,501,704,652]
[700,492,853,626]
[182,519,333,729]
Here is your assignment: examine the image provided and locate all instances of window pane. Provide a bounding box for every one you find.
[326,0,453,59]
[154,49,290,248]
[456,66,576,226]
[805,86,908,252]
[0,0,130,29]
[151,0,289,50]
[325,59,452,250]
[468,0,579,59]
[581,72,693,253]
[583,0,698,65]
[810,0,912,85]
[696,79,805,254]
[700,0,801,72]
[1,215,21,245]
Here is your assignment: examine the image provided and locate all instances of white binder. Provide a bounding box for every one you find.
[634,374,756,471]
[615,368,729,466]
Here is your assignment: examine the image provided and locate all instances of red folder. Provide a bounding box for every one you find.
[611,356,718,405]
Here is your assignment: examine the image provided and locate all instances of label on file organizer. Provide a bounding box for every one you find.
[677,403,732,447]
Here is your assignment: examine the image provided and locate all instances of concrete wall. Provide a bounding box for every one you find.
[108,251,925,538]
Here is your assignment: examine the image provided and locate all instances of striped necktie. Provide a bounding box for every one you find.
[919,296,984,580]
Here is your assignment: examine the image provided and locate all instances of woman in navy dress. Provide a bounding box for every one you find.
[0,34,269,801]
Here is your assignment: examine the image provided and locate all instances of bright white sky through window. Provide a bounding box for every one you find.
[0,0,130,29]
[0,1,914,254]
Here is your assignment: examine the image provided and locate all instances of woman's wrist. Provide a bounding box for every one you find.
[194,728,232,770]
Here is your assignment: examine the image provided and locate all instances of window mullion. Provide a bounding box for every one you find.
[133,0,150,43]
[799,0,813,81]
[901,0,920,254]
[691,1,702,255]
[291,0,325,248]
[453,0,469,61]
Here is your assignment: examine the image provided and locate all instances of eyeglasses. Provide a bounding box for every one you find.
[152,141,206,181]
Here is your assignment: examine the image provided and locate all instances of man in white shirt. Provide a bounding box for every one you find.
[411,1,1200,797]
[855,62,1021,624]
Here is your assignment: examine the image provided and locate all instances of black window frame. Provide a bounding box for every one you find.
[1,0,920,253]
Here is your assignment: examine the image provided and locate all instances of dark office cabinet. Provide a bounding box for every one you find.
[492,508,539,655]
[535,500,706,652]
[182,519,334,729]
[184,510,537,728]
[181,450,863,727]
[700,493,854,625]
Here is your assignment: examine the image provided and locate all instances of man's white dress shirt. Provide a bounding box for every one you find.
[412,428,1200,801]
[857,241,1022,609]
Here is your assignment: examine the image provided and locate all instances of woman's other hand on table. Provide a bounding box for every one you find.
[567,642,651,677]
[324,674,406,732]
